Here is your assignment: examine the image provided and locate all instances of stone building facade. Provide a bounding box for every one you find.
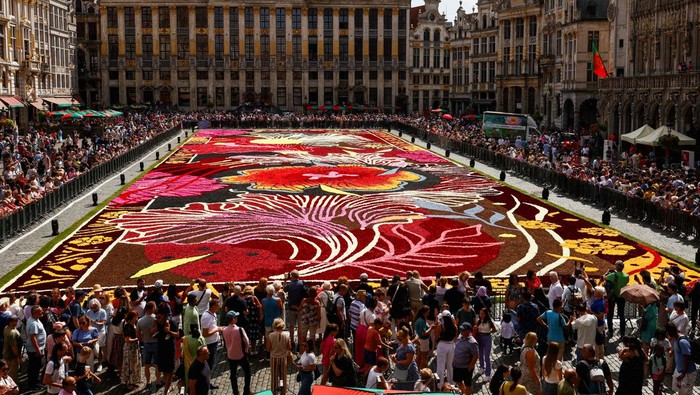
[599,0,699,138]
[95,0,411,111]
[0,0,76,126]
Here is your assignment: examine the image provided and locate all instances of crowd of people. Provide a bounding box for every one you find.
[0,112,183,217]
[3,109,700,223]
[1,263,698,395]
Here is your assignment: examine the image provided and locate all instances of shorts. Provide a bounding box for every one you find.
[418,338,431,352]
[287,309,299,329]
[143,342,158,365]
[453,367,473,386]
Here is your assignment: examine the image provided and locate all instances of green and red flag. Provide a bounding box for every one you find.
[592,43,607,78]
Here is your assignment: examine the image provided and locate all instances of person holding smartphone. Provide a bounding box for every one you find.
[0,359,19,394]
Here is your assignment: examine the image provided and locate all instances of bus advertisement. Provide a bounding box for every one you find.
[482,111,540,139]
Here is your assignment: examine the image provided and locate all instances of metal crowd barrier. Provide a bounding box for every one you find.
[0,126,182,242]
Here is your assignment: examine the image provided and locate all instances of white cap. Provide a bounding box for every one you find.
[154,279,164,288]
[441,310,452,318]
[360,273,368,281]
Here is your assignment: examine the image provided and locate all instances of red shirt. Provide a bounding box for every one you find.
[321,335,335,367]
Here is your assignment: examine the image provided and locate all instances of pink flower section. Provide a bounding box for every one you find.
[195,129,250,137]
[111,171,228,206]
[395,149,450,163]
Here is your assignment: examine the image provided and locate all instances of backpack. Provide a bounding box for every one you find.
[581,360,606,395]
[679,336,700,365]
[565,285,584,311]
[326,294,342,325]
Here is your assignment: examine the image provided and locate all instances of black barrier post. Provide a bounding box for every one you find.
[140,162,144,171]
[185,131,188,137]
[500,171,506,182]
[51,219,59,236]
[120,174,125,185]
[398,131,402,137]
[168,143,171,150]
[426,142,431,149]
[445,149,450,157]
[602,208,611,225]
[156,152,160,160]
[469,158,475,167]
[542,187,549,200]
[411,136,415,143]
[177,137,181,143]
[92,193,98,206]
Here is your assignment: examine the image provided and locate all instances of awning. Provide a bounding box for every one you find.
[0,101,6,110]
[71,95,84,105]
[30,101,45,110]
[43,97,75,108]
[0,96,25,108]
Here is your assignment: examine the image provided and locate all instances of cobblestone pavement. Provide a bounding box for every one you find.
[7,129,700,394]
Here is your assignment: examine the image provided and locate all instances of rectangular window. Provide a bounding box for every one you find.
[292,35,301,61]
[142,70,153,80]
[556,31,562,55]
[355,9,363,29]
[231,87,240,106]
[355,37,363,59]
[276,8,285,30]
[369,9,378,30]
[292,8,301,29]
[503,20,510,40]
[423,48,430,68]
[277,87,286,107]
[141,8,152,29]
[125,34,135,59]
[503,47,510,74]
[142,34,153,59]
[231,70,239,80]
[587,31,600,52]
[515,18,524,38]
[108,35,118,59]
[197,70,207,80]
[260,8,269,29]
[323,8,333,31]
[293,87,302,106]
[160,70,170,80]
[214,7,224,29]
[107,7,117,28]
[339,36,348,61]
[196,35,208,59]
[197,87,208,106]
[473,38,479,55]
[323,40,333,61]
[159,35,170,59]
[339,9,348,30]
[489,36,496,53]
[124,7,135,28]
[177,7,188,29]
[244,7,253,29]
[158,7,169,28]
[308,36,318,61]
[308,8,317,30]
[481,38,487,54]
[433,48,440,68]
[489,61,496,82]
[177,35,188,59]
[244,35,254,60]
[528,44,536,74]
[529,16,537,37]
[178,87,190,107]
[195,7,207,28]
[230,7,239,32]
[276,36,286,58]
[369,37,377,61]
[230,38,239,60]
[215,35,224,59]
[515,45,523,75]
[260,35,270,61]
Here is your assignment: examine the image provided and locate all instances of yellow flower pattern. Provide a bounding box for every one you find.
[560,238,635,256]
[68,235,113,247]
[518,220,561,230]
[578,227,620,237]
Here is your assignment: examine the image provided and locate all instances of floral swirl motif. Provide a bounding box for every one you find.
[518,220,561,230]
[577,227,620,237]
[560,238,635,256]
[68,236,113,246]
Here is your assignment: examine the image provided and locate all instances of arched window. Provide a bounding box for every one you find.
[434,30,440,42]
[423,29,430,42]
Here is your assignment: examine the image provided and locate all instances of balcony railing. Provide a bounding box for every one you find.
[599,73,700,91]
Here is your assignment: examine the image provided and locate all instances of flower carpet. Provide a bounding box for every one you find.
[3,128,697,292]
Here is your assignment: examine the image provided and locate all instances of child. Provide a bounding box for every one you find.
[75,346,101,395]
[650,343,666,395]
[499,313,515,354]
[649,329,672,373]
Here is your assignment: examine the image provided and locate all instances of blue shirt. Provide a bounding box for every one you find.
[284,280,306,308]
[590,298,606,327]
[26,317,46,352]
[674,337,697,374]
[540,310,566,343]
